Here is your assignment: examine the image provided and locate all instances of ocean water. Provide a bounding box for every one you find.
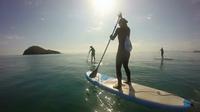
[0,52,200,112]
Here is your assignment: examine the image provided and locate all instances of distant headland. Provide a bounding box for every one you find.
[23,46,61,55]
[193,50,200,53]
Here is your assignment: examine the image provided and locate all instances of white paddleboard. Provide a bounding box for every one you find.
[85,71,191,111]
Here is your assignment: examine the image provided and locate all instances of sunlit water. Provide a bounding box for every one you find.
[0,52,199,112]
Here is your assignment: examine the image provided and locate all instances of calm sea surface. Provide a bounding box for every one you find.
[0,52,199,112]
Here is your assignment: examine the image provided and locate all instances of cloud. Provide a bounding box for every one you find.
[5,35,24,40]
[0,34,25,55]
[0,34,24,45]
[147,16,152,20]
[40,17,46,21]
[24,0,43,8]
[136,14,153,23]
[87,21,103,32]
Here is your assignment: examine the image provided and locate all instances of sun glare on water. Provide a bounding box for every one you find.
[92,0,116,15]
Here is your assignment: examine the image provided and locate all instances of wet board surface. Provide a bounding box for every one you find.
[85,71,191,111]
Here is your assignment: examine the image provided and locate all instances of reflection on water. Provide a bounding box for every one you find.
[85,64,118,112]
[85,84,121,112]
[89,65,96,71]
[87,61,97,71]
[159,58,164,71]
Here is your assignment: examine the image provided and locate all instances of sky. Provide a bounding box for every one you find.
[0,0,200,55]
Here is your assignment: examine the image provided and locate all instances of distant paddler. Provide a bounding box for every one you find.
[88,46,96,64]
[160,47,164,59]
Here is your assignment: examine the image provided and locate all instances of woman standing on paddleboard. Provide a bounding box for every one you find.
[110,17,132,89]
[88,46,96,64]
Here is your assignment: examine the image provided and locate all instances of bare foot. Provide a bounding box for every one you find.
[113,84,122,89]
[123,81,131,85]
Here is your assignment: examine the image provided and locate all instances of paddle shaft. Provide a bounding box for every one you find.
[96,17,120,69]
[89,14,121,78]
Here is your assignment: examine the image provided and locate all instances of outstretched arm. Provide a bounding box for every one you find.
[110,28,119,40]
[88,49,91,55]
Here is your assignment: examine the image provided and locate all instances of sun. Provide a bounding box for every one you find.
[92,0,115,15]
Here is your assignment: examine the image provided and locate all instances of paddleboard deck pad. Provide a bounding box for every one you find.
[85,71,191,111]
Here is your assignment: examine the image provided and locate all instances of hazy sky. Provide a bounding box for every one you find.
[0,0,200,55]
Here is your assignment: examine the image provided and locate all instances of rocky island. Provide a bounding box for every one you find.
[23,46,61,55]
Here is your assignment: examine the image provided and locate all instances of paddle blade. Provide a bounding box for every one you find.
[89,68,98,78]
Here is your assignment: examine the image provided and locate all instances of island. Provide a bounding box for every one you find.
[23,46,61,55]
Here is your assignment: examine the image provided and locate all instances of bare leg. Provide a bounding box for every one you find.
[123,63,131,83]
[113,53,122,89]
[123,52,131,83]
[91,54,92,64]
[116,61,122,86]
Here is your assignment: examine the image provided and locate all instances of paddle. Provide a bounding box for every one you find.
[89,13,122,78]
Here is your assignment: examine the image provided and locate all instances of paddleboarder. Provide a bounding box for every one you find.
[88,46,96,64]
[160,47,164,59]
[110,17,132,89]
